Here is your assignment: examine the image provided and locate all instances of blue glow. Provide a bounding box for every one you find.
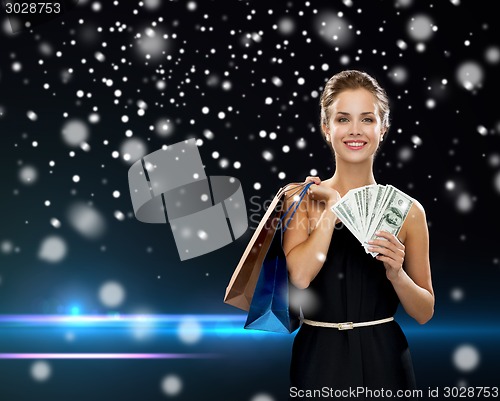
[0,314,498,337]
[0,314,499,362]
[0,353,219,360]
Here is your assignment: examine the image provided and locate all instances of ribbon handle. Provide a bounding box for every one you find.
[280,182,313,233]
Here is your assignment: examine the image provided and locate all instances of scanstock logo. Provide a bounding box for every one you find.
[128,138,248,261]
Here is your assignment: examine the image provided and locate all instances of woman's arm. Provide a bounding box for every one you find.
[367,200,434,324]
[282,178,340,289]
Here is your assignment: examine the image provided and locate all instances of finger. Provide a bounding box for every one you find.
[375,247,404,262]
[375,254,398,267]
[371,231,403,248]
[368,238,399,251]
[305,176,321,185]
[367,238,395,252]
[371,230,392,240]
[367,245,391,258]
[374,254,391,263]
[367,244,403,261]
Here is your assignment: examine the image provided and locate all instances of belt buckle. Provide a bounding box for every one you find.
[337,321,354,330]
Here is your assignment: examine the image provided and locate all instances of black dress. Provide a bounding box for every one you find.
[289,222,416,398]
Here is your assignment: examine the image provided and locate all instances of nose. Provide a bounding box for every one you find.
[349,121,362,135]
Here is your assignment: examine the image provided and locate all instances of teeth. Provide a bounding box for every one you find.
[346,142,364,147]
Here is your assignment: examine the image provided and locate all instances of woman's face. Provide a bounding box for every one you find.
[324,88,384,164]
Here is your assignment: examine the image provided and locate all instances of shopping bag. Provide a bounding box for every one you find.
[244,182,312,334]
[224,182,308,311]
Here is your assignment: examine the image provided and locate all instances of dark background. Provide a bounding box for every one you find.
[0,0,499,400]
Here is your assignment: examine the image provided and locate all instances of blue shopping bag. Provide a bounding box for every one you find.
[244,182,312,334]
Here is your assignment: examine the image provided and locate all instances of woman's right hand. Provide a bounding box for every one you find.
[305,176,341,207]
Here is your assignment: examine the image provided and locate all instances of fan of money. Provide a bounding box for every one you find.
[330,184,414,257]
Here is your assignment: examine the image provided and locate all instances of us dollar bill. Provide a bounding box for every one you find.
[331,184,414,257]
[331,199,363,243]
[364,184,387,242]
[363,185,414,256]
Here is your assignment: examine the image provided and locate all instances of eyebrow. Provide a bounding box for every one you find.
[336,111,375,116]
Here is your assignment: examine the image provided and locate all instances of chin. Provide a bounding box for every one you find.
[336,153,374,164]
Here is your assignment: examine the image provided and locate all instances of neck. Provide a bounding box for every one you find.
[329,159,376,196]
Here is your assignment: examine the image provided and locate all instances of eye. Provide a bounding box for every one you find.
[362,117,374,123]
[338,117,349,123]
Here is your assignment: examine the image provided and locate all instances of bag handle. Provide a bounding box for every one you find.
[280,181,313,233]
[276,180,309,200]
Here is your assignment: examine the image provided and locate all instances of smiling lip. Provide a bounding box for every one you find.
[344,141,367,150]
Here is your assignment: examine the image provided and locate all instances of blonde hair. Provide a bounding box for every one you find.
[320,70,390,135]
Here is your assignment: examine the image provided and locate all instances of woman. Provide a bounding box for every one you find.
[283,70,434,397]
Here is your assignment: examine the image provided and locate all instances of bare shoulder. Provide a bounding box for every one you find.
[401,197,428,242]
[281,181,310,214]
[408,198,427,221]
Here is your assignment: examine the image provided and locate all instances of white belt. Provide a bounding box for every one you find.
[301,317,394,331]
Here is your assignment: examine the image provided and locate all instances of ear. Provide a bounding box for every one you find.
[322,124,330,141]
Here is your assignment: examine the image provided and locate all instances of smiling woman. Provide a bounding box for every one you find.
[282,70,434,399]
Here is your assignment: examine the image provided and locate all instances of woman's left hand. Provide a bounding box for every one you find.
[367,231,405,281]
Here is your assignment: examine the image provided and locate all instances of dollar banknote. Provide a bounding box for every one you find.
[331,184,414,257]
